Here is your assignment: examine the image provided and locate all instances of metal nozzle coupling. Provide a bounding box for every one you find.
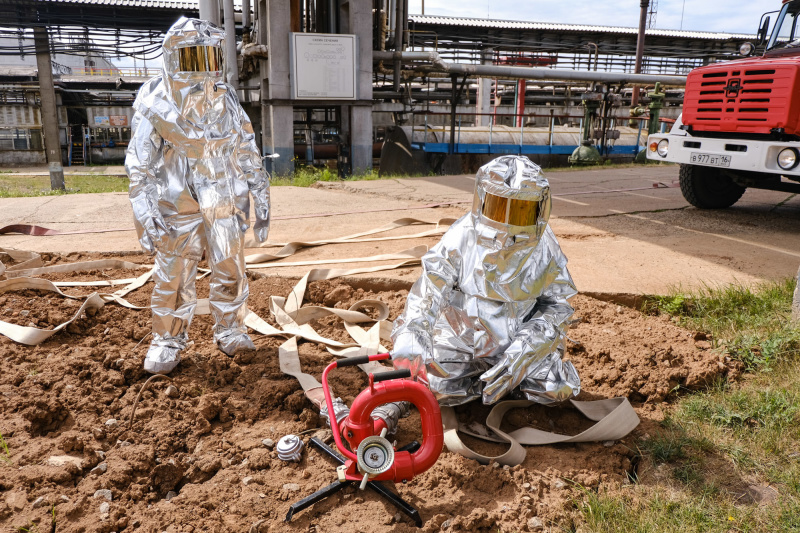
[320,397,350,428]
[276,434,304,462]
[370,401,411,435]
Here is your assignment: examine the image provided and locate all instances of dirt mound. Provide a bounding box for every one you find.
[0,255,738,532]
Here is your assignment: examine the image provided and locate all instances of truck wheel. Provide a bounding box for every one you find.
[678,164,746,209]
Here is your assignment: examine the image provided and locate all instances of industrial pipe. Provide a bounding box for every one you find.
[632,0,650,107]
[372,50,687,86]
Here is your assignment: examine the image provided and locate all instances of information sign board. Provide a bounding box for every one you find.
[291,33,357,100]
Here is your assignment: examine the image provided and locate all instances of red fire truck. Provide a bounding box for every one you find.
[647,0,800,208]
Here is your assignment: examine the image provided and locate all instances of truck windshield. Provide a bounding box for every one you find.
[768,2,800,49]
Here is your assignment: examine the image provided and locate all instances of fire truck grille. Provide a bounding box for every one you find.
[683,64,800,135]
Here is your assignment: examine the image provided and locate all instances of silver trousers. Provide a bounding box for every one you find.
[151,212,249,343]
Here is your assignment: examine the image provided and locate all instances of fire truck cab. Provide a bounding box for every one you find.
[647,0,800,208]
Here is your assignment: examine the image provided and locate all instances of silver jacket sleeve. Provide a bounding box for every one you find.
[235,104,270,243]
[390,240,458,385]
[125,111,170,254]
[480,264,578,405]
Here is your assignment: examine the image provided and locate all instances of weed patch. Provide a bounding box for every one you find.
[645,279,800,371]
[0,174,128,197]
[0,432,10,464]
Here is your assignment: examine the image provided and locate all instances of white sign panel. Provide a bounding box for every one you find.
[291,33,357,100]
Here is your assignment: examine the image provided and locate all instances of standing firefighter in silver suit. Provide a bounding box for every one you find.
[125,18,270,374]
[392,156,579,406]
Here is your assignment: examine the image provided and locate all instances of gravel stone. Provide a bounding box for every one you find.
[527,516,544,531]
[93,489,113,501]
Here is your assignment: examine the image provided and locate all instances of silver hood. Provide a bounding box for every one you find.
[391,156,580,405]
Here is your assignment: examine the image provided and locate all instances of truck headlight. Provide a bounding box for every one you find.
[778,148,799,170]
[657,139,669,158]
[739,42,755,56]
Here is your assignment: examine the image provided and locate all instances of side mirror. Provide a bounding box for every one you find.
[757,15,771,45]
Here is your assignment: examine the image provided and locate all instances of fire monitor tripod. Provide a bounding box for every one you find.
[285,437,423,527]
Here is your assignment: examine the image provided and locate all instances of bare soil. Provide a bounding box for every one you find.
[0,253,740,532]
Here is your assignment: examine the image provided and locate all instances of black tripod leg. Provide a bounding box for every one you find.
[365,481,423,527]
[285,480,352,522]
[306,437,423,527]
[309,437,347,464]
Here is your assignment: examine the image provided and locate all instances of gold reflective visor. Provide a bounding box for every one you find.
[481,192,540,226]
[177,46,223,72]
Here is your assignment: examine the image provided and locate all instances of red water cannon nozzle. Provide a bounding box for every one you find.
[321,353,443,486]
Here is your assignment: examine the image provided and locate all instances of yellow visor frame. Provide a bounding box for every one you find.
[480,191,540,226]
[177,45,224,72]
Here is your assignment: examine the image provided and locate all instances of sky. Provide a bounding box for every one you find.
[409,0,774,35]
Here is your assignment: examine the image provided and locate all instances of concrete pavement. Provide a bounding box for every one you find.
[3,164,800,295]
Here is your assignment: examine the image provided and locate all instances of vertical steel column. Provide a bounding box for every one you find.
[631,0,649,107]
[199,0,221,25]
[259,0,295,175]
[393,0,404,92]
[346,0,374,174]
[242,0,251,44]
[476,48,493,127]
[515,79,526,128]
[33,25,65,190]
[223,0,239,88]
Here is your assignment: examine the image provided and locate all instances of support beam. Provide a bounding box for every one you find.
[476,48,493,127]
[33,25,65,191]
[260,0,294,176]
[393,0,404,92]
[199,0,221,26]
[515,79,526,128]
[345,0,374,174]
[222,0,238,88]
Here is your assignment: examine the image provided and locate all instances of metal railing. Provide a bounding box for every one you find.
[408,110,654,157]
[68,67,160,77]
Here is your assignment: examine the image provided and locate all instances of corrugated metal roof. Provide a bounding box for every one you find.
[36,0,243,9]
[409,14,754,41]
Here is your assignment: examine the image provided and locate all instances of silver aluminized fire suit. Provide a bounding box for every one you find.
[125,17,270,374]
[391,156,580,406]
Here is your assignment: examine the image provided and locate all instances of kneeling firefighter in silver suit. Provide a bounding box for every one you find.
[125,17,270,374]
[391,156,580,406]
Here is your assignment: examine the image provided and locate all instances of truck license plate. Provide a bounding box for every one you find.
[690,152,731,168]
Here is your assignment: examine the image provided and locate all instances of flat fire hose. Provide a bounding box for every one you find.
[268,271,640,466]
[0,218,443,346]
[1,220,640,462]
[441,398,640,466]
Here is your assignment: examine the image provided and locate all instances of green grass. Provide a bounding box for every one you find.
[0,432,10,464]
[645,279,800,371]
[270,164,399,186]
[0,174,128,197]
[576,280,800,532]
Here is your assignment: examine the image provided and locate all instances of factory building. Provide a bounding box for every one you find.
[0,0,756,174]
